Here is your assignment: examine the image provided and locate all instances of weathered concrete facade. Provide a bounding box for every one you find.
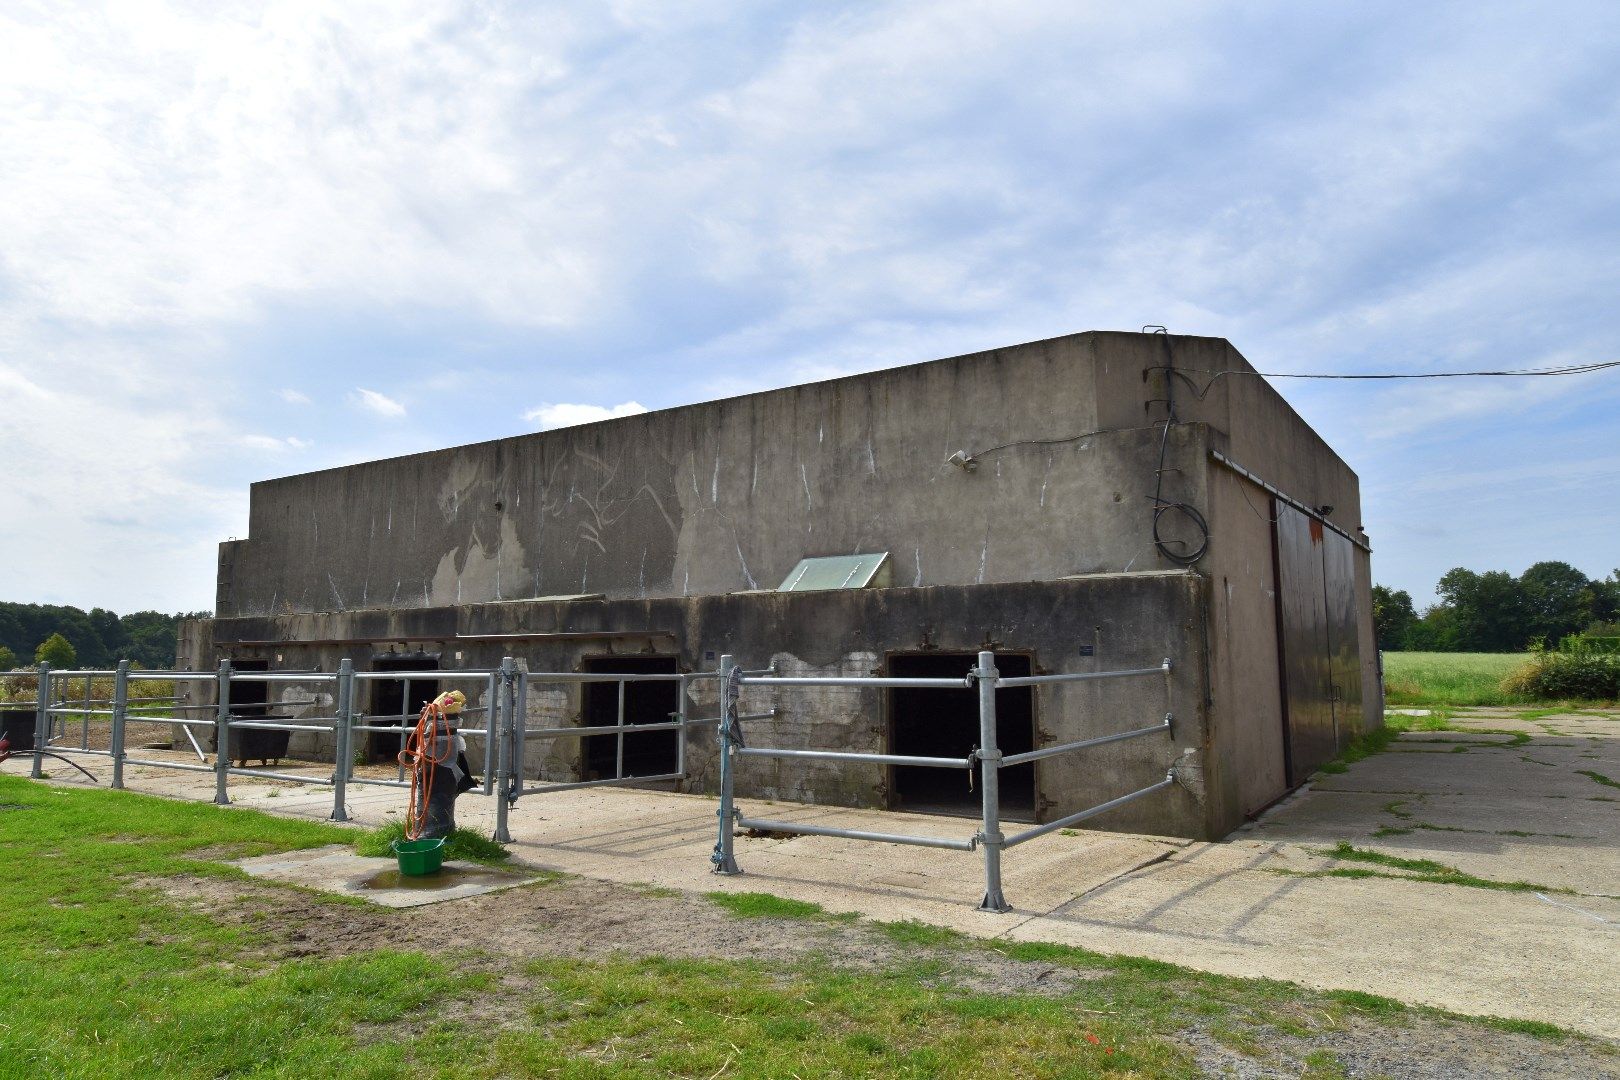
[184,331,1380,839]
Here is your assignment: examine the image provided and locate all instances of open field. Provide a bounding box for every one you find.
[4,774,1616,1078]
[1382,652,1531,706]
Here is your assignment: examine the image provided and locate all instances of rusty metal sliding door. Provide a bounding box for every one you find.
[1322,528,1363,747]
[1273,501,1334,784]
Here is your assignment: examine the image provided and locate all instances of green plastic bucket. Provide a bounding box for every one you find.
[392,836,446,876]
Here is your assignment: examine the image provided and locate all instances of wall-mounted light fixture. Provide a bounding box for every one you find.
[946,450,979,472]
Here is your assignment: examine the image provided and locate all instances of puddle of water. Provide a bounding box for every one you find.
[357,866,514,892]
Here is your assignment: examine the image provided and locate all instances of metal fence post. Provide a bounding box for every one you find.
[711,654,741,875]
[615,678,627,781]
[110,661,130,790]
[493,657,515,844]
[213,659,232,805]
[30,664,49,779]
[975,650,1010,913]
[330,659,353,822]
[675,674,689,779]
[482,668,499,797]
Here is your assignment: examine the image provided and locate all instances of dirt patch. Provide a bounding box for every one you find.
[140,870,1081,995]
[134,870,1619,1077]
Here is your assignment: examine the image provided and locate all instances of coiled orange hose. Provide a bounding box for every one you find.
[398,700,456,841]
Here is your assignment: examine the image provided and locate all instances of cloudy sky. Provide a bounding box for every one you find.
[2,1,1617,615]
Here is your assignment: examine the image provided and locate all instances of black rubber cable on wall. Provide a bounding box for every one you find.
[1148,331,1210,567]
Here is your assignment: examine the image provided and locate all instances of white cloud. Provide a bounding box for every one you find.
[523,401,649,429]
[238,434,312,453]
[353,388,407,418]
[0,1,1616,612]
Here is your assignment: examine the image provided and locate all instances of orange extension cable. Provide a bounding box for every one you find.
[398,699,455,841]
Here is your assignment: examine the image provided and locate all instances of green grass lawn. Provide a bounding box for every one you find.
[1,773,1607,1077]
[1382,652,1531,706]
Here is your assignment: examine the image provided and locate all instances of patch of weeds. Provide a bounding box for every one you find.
[630,883,682,899]
[1372,826,1412,837]
[514,954,1190,1076]
[1382,709,1456,733]
[1577,769,1620,790]
[1207,1024,1269,1058]
[354,820,511,865]
[705,891,826,920]
[1319,842,1449,875]
[874,918,967,948]
[1381,799,1415,819]
[1284,843,1572,895]
[1303,1049,1351,1078]
[1481,1015,1570,1039]
[1327,989,1406,1017]
[1313,725,1399,777]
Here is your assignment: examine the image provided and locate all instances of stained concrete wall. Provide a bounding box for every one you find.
[188,572,1216,837]
[216,332,1343,619]
[193,330,1377,837]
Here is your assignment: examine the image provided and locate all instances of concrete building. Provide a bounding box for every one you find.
[179,331,1379,839]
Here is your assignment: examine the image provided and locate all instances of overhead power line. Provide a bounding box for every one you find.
[1169,359,1620,380]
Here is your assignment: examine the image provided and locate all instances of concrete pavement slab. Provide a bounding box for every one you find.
[236,844,543,907]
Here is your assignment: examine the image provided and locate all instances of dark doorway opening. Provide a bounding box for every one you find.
[368,655,440,764]
[888,653,1035,821]
[217,659,288,765]
[581,656,680,781]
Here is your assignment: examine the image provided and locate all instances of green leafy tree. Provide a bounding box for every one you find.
[1436,568,1528,652]
[1518,561,1592,646]
[0,645,16,671]
[1406,603,1460,651]
[34,632,77,669]
[1371,585,1418,650]
[1585,570,1620,631]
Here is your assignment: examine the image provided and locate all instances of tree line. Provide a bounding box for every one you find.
[1374,562,1620,653]
[0,602,206,672]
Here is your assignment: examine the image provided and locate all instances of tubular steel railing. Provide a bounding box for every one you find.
[5,648,1179,912]
[710,650,1178,911]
